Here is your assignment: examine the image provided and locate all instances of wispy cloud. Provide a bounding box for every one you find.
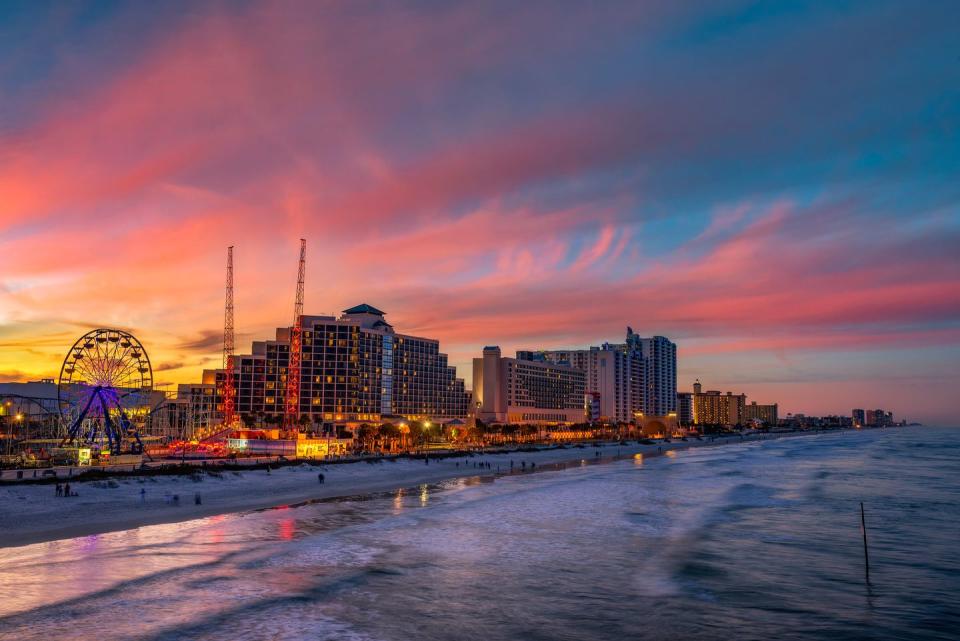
[0,1,958,422]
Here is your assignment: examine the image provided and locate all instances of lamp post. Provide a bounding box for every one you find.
[8,412,22,460]
[2,401,10,460]
[421,421,431,454]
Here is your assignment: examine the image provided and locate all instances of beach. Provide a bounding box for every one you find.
[1,426,954,641]
[0,433,787,548]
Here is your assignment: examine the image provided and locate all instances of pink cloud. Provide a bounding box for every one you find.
[1,2,957,425]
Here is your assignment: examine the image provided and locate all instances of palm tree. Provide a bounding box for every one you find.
[356,423,376,451]
[379,422,400,452]
[298,414,312,433]
[407,421,425,452]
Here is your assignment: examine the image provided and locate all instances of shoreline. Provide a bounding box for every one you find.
[0,430,839,549]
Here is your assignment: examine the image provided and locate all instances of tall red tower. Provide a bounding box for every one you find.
[284,239,306,431]
[222,246,236,429]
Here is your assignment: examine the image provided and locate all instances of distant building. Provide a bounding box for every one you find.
[586,392,602,422]
[472,347,586,425]
[864,409,894,427]
[821,415,854,428]
[852,409,865,427]
[526,328,676,423]
[2,380,175,438]
[677,392,693,426]
[692,381,746,426]
[0,381,60,418]
[626,331,677,417]
[532,345,640,422]
[743,401,778,427]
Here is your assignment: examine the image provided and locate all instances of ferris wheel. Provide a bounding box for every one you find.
[58,329,154,455]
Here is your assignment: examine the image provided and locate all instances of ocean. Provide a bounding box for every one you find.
[1,426,958,640]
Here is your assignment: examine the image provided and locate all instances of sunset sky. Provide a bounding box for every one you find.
[1,1,958,424]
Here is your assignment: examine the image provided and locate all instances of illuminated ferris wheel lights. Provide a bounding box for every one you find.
[58,328,154,456]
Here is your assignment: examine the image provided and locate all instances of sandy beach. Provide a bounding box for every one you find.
[0,433,798,549]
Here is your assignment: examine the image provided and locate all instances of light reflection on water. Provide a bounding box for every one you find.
[0,427,958,641]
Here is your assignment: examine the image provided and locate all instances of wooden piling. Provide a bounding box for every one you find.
[860,501,870,583]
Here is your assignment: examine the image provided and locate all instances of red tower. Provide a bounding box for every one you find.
[222,246,236,429]
[284,239,306,431]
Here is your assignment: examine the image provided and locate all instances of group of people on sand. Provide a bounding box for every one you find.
[449,458,541,472]
[54,482,75,498]
[454,459,497,471]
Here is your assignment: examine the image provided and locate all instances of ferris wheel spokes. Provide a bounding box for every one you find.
[58,329,154,456]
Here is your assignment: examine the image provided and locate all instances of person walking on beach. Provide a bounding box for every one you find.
[140,488,146,503]
[318,472,325,484]
[64,482,71,497]
[55,483,62,497]
[521,461,526,470]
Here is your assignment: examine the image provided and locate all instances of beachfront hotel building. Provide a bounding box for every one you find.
[172,381,217,430]
[472,347,587,425]
[742,401,779,427]
[628,332,678,417]
[523,328,677,424]
[196,304,469,426]
[691,381,746,426]
[677,392,693,426]
[527,346,641,423]
[864,409,894,427]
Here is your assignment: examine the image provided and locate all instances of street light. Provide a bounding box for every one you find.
[6,411,22,460]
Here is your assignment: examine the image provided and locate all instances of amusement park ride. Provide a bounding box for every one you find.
[284,238,306,433]
[57,328,155,456]
[4,240,312,465]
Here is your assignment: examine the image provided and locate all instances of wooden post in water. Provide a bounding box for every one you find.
[860,501,870,583]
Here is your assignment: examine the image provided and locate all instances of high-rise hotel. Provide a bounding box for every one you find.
[473,347,587,424]
[627,331,677,417]
[198,304,469,426]
[520,328,677,423]
[530,346,640,422]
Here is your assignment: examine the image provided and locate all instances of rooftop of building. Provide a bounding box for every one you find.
[342,303,385,316]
